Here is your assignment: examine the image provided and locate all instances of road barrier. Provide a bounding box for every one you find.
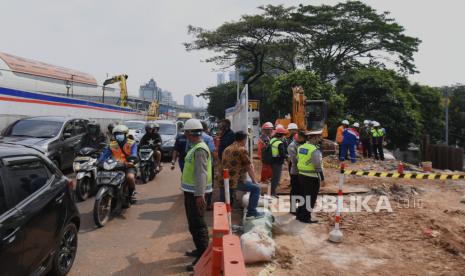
[343,170,465,180]
[329,163,345,243]
[194,202,246,276]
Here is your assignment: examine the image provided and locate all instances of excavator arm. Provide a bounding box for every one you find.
[103,74,128,107]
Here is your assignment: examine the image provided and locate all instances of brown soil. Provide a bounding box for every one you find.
[250,157,465,275]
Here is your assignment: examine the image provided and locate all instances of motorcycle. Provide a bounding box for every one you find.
[138,144,158,183]
[73,147,100,201]
[93,156,139,227]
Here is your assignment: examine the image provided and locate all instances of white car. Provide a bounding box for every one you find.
[123,120,146,143]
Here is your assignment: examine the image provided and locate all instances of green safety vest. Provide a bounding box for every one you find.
[297,143,319,177]
[270,137,283,158]
[371,128,384,138]
[181,142,212,194]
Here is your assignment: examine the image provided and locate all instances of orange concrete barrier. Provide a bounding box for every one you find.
[222,234,247,276]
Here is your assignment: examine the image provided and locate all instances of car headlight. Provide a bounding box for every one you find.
[103,161,118,170]
[163,139,175,147]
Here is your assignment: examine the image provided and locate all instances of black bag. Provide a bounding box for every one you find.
[261,139,279,165]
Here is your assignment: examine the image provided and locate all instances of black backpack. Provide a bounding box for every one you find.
[261,139,279,165]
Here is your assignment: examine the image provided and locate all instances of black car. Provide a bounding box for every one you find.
[0,143,80,275]
[154,120,177,160]
[0,116,89,171]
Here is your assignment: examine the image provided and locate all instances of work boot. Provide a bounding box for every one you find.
[186,257,200,271]
[246,211,265,220]
[129,189,137,204]
[185,249,198,257]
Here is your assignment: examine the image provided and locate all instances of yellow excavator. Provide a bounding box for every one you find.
[146,101,160,120]
[103,74,129,107]
[275,86,329,138]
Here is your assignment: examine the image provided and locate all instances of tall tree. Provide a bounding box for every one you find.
[197,82,238,119]
[184,5,295,85]
[286,1,421,81]
[449,85,465,147]
[336,68,421,149]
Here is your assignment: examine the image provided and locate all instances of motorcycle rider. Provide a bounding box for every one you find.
[98,124,138,203]
[80,122,106,149]
[106,123,115,143]
[139,122,163,172]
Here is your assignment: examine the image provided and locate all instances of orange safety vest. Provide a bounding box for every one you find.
[336,125,345,144]
[110,139,135,163]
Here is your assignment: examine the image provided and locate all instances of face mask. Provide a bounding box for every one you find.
[115,134,125,142]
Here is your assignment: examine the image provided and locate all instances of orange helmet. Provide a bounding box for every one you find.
[262,122,273,130]
[275,125,287,134]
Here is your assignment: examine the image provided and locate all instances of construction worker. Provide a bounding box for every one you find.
[336,120,349,159]
[371,121,385,161]
[286,123,298,145]
[98,124,138,203]
[360,120,373,158]
[340,122,360,163]
[287,131,306,215]
[296,130,325,224]
[270,125,288,197]
[258,122,274,182]
[181,119,212,271]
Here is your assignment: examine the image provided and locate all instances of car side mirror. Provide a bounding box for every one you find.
[63,132,72,139]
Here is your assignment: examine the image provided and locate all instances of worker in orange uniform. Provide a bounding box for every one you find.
[258,122,274,182]
[336,120,349,159]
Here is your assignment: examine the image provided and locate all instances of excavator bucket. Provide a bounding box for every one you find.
[305,100,327,132]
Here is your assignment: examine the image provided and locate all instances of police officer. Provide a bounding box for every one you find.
[371,121,385,161]
[181,119,212,271]
[296,130,325,224]
[270,125,288,197]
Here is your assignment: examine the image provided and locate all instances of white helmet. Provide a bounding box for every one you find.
[373,121,380,127]
[363,120,370,125]
[112,124,129,134]
[353,122,360,128]
[184,119,203,131]
[342,120,349,125]
[287,123,298,130]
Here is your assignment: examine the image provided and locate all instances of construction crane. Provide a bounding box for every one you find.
[103,74,129,107]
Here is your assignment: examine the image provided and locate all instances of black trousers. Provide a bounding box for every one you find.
[290,174,300,213]
[361,139,372,158]
[184,192,209,256]
[373,143,385,161]
[297,175,320,222]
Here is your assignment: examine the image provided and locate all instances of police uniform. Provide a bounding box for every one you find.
[181,141,212,258]
[296,142,324,223]
[270,137,286,196]
[371,128,385,160]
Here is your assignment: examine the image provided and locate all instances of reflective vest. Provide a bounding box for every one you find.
[110,139,135,163]
[270,137,283,158]
[371,128,384,138]
[181,142,213,194]
[297,143,319,177]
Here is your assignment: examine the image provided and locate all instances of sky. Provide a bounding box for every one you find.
[1,0,464,104]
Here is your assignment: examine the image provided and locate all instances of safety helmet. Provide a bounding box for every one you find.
[342,120,349,125]
[87,122,100,134]
[372,121,380,127]
[275,125,288,134]
[112,124,129,134]
[363,120,370,125]
[305,129,323,136]
[353,122,360,128]
[262,122,273,130]
[275,124,284,129]
[287,123,298,130]
[184,119,203,131]
[145,122,159,132]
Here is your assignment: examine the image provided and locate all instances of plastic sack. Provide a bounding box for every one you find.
[241,192,270,209]
[243,207,274,237]
[241,228,276,264]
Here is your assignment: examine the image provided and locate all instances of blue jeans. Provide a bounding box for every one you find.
[237,180,261,216]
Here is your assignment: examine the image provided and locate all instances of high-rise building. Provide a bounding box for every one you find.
[139,78,160,102]
[161,90,177,106]
[184,94,194,108]
[229,71,237,82]
[217,73,225,85]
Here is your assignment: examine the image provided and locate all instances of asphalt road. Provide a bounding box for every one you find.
[68,165,204,275]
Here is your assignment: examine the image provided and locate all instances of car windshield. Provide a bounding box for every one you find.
[158,123,176,135]
[124,122,145,130]
[7,120,63,138]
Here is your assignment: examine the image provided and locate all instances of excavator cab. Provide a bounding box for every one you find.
[305,100,328,137]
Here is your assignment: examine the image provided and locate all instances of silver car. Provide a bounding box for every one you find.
[123,120,146,143]
[153,120,178,160]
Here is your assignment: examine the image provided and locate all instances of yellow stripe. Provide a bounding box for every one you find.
[367,172,376,177]
[428,174,436,180]
[452,175,460,180]
[391,173,400,178]
[380,172,388,178]
[356,171,365,176]
[415,174,424,179]
[403,173,412,179]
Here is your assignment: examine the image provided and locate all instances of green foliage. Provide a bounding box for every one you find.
[449,86,465,147]
[336,68,422,149]
[270,70,346,136]
[409,84,444,142]
[197,82,239,119]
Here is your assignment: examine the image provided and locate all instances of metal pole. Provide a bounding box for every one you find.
[445,87,449,145]
[236,69,240,102]
[71,75,74,98]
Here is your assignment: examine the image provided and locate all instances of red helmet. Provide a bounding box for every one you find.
[275,125,288,134]
[262,122,273,130]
